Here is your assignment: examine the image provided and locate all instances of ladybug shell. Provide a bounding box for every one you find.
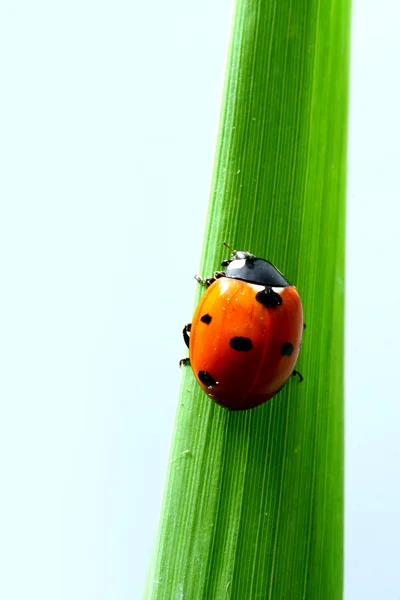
[189,277,303,410]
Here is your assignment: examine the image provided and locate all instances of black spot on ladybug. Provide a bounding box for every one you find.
[200,314,212,324]
[280,342,294,356]
[198,370,217,388]
[255,287,282,308]
[230,337,253,352]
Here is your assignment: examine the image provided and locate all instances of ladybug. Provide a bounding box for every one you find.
[180,248,304,410]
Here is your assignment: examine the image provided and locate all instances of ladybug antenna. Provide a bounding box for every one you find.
[223,241,236,253]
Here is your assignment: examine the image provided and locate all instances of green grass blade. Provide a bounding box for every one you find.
[146,0,350,597]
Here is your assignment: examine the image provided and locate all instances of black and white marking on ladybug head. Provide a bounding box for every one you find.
[198,370,217,388]
[221,250,255,267]
[255,286,283,308]
[222,251,291,287]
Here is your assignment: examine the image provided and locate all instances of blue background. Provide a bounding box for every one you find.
[0,1,399,598]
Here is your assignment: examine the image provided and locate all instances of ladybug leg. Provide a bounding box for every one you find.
[182,323,191,348]
[180,324,192,367]
[194,271,225,287]
[292,370,303,383]
[303,323,307,329]
[194,274,214,287]
[214,270,225,280]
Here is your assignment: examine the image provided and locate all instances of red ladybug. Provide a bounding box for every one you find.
[180,249,304,410]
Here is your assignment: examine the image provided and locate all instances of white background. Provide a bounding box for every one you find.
[0,1,399,598]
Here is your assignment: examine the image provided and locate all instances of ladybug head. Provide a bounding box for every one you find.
[221,250,255,267]
[222,250,291,287]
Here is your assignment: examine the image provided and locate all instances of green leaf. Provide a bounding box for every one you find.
[145,0,350,597]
